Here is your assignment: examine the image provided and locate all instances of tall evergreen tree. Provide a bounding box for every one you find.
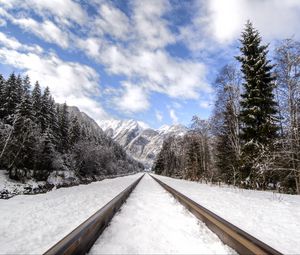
[35,128,55,180]
[16,74,23,99]
[58,103,69,152]
[3,73,22,123]
[0,74,5,119]
[48,97,60,145]
[22,75,31,96]
[11,96,36,177]
[185,137,201,180]
[32,81,42,125]
[40,87,52,132]
[69,116,81,146]
[236,21,278,180]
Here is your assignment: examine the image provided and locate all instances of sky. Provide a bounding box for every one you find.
[0,0,300,129]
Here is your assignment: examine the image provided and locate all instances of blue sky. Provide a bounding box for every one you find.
[0,0,300,128]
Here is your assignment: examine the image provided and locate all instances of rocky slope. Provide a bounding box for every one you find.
[99,120,187,168]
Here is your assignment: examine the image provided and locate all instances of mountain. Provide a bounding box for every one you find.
[68,106,106,141]
[99,120,188,168]
[66,107,144,176]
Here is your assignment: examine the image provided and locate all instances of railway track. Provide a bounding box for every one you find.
[150,175,282,255]
[44,173,282,255]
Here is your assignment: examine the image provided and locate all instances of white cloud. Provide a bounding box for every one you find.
[76,37,103,59]
[0,17,6,26]
[155,110,163,122]
[0,0,211,110]
[0,36,108,121]
[91,3,130,40]
[131,0,175,49]
[0,31,43,53]
[12,18,69,48]
[100,45,209,99]
[114,82,150,113]
[169,108,178,124]
[0,32,23,50]
[0,0,217,121]
[0,0,87,25]
[185,0,300,49]
[199,101,211,109]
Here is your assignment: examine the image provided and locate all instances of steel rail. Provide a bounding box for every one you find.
[151,174,282,255]
[44,174,144,255]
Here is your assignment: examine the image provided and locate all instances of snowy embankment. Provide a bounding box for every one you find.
[0,173,143,254]
[90,174,235,254]
[153,174,300,254]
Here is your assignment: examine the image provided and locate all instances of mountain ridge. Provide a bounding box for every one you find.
[99,119,188,168]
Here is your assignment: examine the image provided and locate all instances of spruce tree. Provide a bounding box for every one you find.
[236,21,278,179]
[69,116,81,146]
[185,139,200,180]
[40,87,52,132]
[58,103,69,152]
[22,75,31,96]
[3,73,22,123]
[153,146,165,175]
[0,74,5,119]
[32,81,42,125]
[48,97,60,145]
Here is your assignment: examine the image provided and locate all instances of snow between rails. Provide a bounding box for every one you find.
[90,174,235,254]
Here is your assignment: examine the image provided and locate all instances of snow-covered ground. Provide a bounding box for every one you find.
[90,174,235,254]
[0,170,48,198]
[153,174,300,254]
[0,173,143,254]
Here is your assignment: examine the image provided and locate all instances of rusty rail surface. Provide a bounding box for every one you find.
[44,174,144,255]
[151,174,282,255]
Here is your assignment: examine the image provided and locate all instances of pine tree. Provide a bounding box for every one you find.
[22,75,31,96]
[69,116,81,146]
[236,21,279,180]
[40,87,52,132]
[58,103,69,152]
[185,138,200,180]
[48,97,60,145]
[16,74,23,99]
[32,81,42,125]
[8,94,36,180]
[0,74,5,119]
[35,128,55,180]
[3,73,22,123]
[153,144,166,175]
[14,94,34,127]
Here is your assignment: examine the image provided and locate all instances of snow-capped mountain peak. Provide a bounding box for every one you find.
[99,119,187,168]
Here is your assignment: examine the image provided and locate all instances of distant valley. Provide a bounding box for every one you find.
[99,120,187,168]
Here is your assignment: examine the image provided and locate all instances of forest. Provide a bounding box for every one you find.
[153,21,300,194]
[0,73,143,185]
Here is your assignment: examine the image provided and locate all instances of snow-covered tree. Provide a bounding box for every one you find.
[212,65,242,185]
[40,87,52,132]
[3,73,22,123]
[236,21,279,184]
[22,75,31,96]
[32,81,42,125]
[58,103,69,152]
[0,74,5,119]
[69,116,81,147]
[274,39,300,193]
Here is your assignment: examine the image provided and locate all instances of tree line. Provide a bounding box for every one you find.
[0,73,143,183]
[153,21,300,194]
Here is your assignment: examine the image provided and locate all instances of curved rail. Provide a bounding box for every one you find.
[44,174,144,255]
[151,174,282,255]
